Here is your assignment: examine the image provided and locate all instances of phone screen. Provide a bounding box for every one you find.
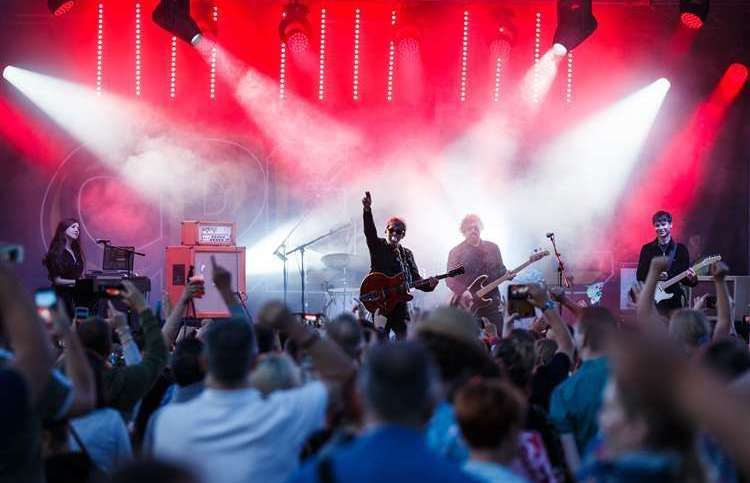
[35,288,57,309]
[507,284,536,318]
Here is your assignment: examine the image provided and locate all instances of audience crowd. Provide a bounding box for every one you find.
[2,254,750,483]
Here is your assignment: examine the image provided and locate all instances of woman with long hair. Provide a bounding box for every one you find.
[43,218,86,315]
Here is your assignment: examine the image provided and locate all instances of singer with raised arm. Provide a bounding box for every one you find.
[361,191,438,339]
[636,210,697,316]
[42,218,85,316]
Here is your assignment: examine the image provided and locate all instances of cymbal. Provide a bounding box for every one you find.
[321,253,354,271]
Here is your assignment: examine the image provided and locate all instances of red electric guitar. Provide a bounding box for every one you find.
[359,266,465,315]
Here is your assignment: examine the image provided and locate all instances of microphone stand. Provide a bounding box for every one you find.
[548,234,571,289]
[286,224,351,313]
[273,215,309,306]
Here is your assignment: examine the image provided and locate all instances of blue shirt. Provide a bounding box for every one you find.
[549,356,609,453]
[288,425,479,483]
[426,401,469,462]
[463,460,528,483]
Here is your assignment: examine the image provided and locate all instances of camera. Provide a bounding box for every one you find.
[0,244,24,264]
[507,284,536,318]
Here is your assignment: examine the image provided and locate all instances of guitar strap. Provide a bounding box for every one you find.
[396,246,412,287]
[658,241,678,272]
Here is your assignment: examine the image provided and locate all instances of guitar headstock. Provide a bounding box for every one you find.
[448,266,466,277]
[693,255,722,271]
[529,250,550,262]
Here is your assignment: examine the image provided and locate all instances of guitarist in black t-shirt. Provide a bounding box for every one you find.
[636,210,697,316]
[361,192,438,339]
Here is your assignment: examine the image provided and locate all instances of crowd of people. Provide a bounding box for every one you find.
[2,251,750,483]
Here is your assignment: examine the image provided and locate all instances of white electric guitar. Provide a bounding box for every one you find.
[653,255,721,303]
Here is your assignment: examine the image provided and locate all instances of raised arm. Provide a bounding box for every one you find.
[52,305,95,417]
[106,301,141,365]
[529,285,575,360]
[108,281,168,413]
[211,256,249,323]
[162,280,202,347]
[710,261,734,340]
[635,245,650,282]
[549,286,584,320]
[362,191,379,251]
[0,264,56,405]
[637,256,669,329]
[258,301,355,385]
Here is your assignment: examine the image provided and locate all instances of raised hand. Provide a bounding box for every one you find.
[549,286,566,302]
[362,191,372,209]
[650,256,671,274]
[106,300,129,331]
[373,308,387,330]
[211,255,232,292]
[121,280,148,313]
[527,283,550,308]
[710,261,729,280]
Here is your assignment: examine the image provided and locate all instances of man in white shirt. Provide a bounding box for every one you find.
[152,260,355,483]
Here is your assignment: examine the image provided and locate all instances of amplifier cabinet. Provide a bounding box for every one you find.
[165,245,246,318]
[181,220,236,246]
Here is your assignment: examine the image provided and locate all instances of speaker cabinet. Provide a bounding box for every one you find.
[165,245,246,318]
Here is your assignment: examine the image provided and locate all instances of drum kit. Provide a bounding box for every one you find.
[318,252,367,318]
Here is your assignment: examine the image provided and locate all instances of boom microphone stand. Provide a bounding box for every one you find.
[546,232,571,289]
[286,224,351,313]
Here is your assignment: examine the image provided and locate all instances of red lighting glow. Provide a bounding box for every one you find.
[680,12,704,30]
[53,1,75,16]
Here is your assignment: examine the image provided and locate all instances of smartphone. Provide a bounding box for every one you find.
[74,306,90,320]
[507,284,536,318]
[35,288,57,324]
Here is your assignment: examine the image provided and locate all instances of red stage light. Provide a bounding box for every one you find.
[50,0,74,16]
[680,12,703,29]
[726,63,748,85]
[287,31,310,55]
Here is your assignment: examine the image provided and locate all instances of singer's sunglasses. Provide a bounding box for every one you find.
[386,226,405,236]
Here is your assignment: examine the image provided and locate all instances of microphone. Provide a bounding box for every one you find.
[95,239,110,245]
[546,233,554,239]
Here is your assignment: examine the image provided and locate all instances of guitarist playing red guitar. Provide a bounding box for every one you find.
[361,191,438,339]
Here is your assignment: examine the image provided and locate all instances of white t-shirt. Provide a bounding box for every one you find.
[152,381,328,483]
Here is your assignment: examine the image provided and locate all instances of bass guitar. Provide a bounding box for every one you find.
[463,250,549,314]
[652,255,721,303]
[360,266,465,314]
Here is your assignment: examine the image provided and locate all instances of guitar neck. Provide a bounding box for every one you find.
[476,259,534,297]
[661,270,690,289]
[412,271,453,288]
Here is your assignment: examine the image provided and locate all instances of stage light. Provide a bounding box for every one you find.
[279,1,312,55]
[49,0,74,16]
[553,0,597,53]
[152,0,202,46]
[680,0,709,29]
[318,8,326,100]
[460,10,469,102]
[353,8,361,101]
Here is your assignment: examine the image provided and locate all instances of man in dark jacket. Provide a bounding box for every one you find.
[361,192,437,339]
[636,210,697,316]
